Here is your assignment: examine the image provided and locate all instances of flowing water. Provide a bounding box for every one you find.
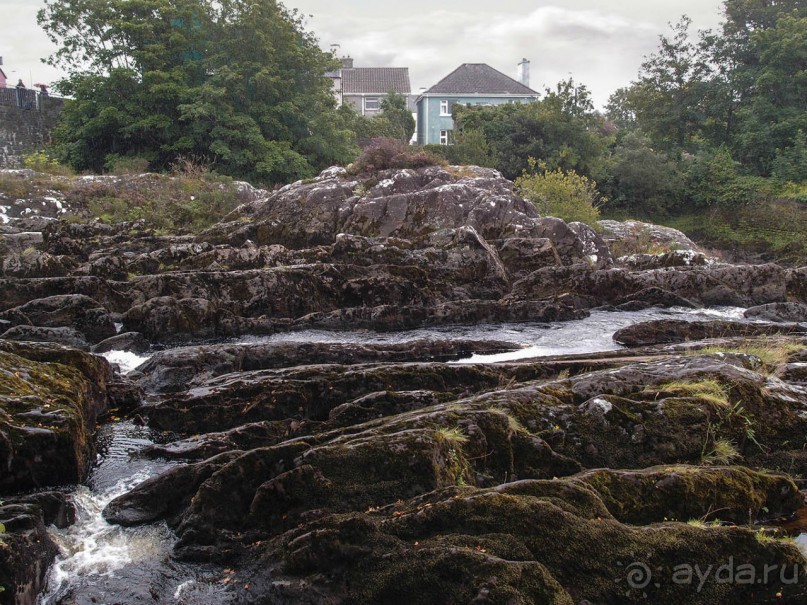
[38,423,235,605]
[38,305,807,601]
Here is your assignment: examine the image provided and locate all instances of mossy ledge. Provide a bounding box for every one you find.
[0,339,113,494]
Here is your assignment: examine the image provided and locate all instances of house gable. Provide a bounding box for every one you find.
[335,66,412,116]
[416,63,539,145]
[425,63,537,96]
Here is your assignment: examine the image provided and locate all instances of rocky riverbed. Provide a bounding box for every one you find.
[1,164,807,604]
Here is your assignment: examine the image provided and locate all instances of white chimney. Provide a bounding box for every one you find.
[517,58,530,88]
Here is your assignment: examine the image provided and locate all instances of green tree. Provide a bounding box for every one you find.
[336,91,415,146]
[453,80,610,181]
[626,17,710,151]
[602,131,683,215]
[38,0,358,184]
[379,91,416,143]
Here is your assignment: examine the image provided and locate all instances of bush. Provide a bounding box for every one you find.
[348,138,446,174]
[22,150,73,176]
[104,154,151,174]
[515,158,604,226]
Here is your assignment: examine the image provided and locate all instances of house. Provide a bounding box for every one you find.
[416,62,539,145]
[0,66,6,89]
[326,57,412,116]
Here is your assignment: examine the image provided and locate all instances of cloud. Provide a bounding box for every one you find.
[311,5,666,106]
[6,0,725,106]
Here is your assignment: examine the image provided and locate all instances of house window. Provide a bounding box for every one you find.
[364,97,380,111]
[439,129,453,145]
[440,100,451,116]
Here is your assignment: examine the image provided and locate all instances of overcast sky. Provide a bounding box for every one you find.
[2,0,726,107]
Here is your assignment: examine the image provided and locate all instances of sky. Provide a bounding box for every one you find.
[1,0,726,108]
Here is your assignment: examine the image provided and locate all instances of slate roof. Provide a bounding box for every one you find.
[341,68,411,95]
[425,63,538,96]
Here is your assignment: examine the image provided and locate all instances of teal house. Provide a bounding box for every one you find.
[416,63,539,145]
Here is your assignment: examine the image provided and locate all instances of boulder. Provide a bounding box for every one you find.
[122,296,221,341]
[567,220,614,269]
[0,493,72,605]
[599,219,702,254]
[1,249,76,278]
[0,340,112,493]
[0,294,116,343]
[91,331,149,354]
[744,302,807,322]
[617,249,711,270]
[613,319,806,346]
[0,325,91,350]
[199,166,588,264]
[136,339,520,394]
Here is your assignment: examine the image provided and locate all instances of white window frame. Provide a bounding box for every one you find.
[364,96,380,111]
[439,99,451,116]
[439,129,452,145]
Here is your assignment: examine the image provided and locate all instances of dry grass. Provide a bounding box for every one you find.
[648,379,730,407]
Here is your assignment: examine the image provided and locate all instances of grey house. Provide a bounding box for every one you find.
[327,57,412,115]
[416,62,539,145]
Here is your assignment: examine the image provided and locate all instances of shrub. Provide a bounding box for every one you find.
[104,154,151,175]
[348,138,446,174]
[515,158,604,226]
[22,150,73,176]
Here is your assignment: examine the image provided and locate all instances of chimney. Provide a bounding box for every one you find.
[517,58,530,87]
[341,56,354,69]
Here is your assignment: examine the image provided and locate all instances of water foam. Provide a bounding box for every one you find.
[101,350,151,374]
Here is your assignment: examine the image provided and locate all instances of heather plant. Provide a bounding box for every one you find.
[348,138,446,174]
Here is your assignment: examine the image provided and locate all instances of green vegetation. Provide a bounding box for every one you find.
[429,77,608,182]
[699,340,804,374]
[701,438,741,466]
[515,158,603,225]
[662,202,807,266]
[80,169,241,233]
[340,91,416,144]
[4,159,241,234]
[38,0,358,185]
[22,150,73,176]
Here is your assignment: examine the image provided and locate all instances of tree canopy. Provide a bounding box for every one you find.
[444,78,610,181]
[610,0,807,178]
[38,0,358,184]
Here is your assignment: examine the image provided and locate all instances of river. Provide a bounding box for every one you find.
[37,304,807,603]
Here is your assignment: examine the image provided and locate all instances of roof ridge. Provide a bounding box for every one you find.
[424,63,538,96]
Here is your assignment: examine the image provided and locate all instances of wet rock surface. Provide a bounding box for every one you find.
[0,341,113,494]
[2,167,807,604]
[0,493,71,605]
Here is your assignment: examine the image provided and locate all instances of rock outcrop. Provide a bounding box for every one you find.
[0,341,113,493]
[2,166,807,604]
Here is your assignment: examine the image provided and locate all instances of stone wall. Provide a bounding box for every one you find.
[0,97,64,168]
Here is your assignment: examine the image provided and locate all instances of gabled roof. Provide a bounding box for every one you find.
[425,63,538,96]
[341,68,411,95]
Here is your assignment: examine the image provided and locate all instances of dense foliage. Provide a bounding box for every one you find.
[339,91,416,144]
[428,78,609,182]
[424,0,806,225]
[38,0,358,185]
[515,159,603,225]
[607,0,807,202]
